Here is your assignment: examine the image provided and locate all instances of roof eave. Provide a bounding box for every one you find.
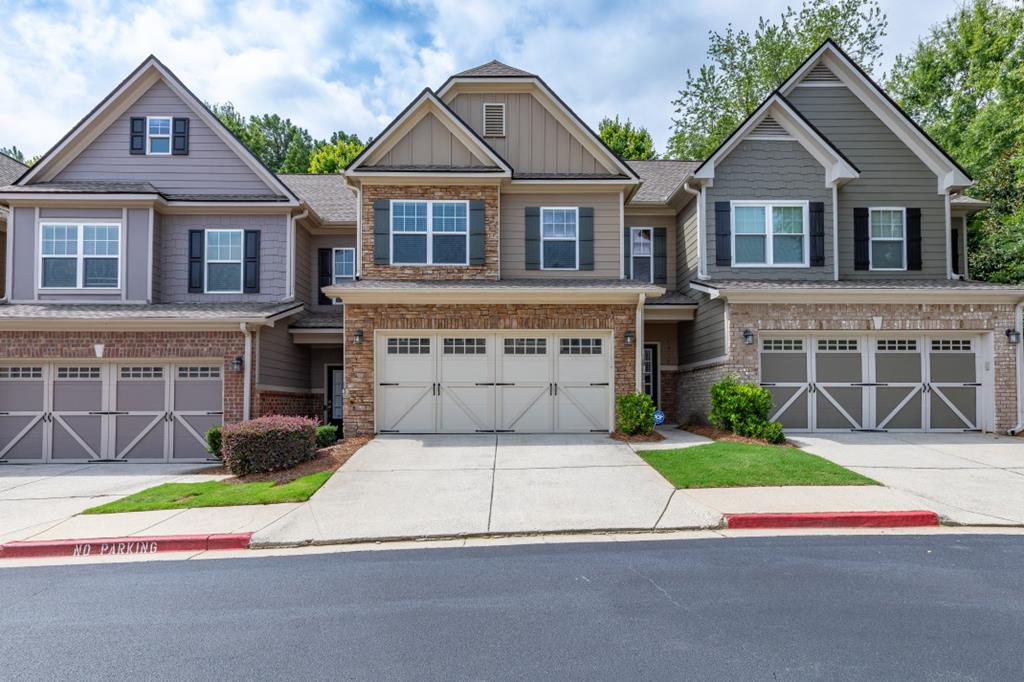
[322,285,664,305]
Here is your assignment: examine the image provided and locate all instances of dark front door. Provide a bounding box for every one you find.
[643,344,659,408]
[325,365,344,427]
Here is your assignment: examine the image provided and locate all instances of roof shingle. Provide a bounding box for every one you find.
[277,174,357,223]
[0,301,303,321]
[453,60,536,78]
[628,160,701,204]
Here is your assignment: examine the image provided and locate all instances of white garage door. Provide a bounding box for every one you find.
[376,332,613,434]
[760,335,988,432]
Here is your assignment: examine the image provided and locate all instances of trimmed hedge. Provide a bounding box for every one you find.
[315,424,338,448]
[205,425,223,459]
[709,375,785,444]
[221,415,318,476]
[616,392,656,435]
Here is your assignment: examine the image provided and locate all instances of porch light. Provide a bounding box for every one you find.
[232,355,244,373]
[353,329,364,345]
[1006,329,1021,345]
[742,329,754,345]
[93,343,105,358]
[624,330,635,346]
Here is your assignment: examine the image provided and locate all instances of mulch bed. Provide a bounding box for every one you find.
[682,424,797,448]
[609,430,666,443]
[202,435,373,485]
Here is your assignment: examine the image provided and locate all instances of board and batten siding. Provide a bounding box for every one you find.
[704,138,833,280]
[257,320,310,391]
[54,81,273,195]
[786,84,946,278]
[679,294,727,365]
[500,191,621,279]
[676,196,699,284]
[625,213,676,290]
[366,112,491,168]
[449,92,610,175]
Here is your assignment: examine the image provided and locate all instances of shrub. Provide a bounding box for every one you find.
[205,426,222,459]
[315,424,338,448]
[616,392,656,435]
[709,375,784,441]
[753,420,786,444]
[220,415,318,476]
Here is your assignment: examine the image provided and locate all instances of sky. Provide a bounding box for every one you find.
[0,0,964,160]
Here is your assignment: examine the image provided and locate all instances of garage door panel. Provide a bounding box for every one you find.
[761,352,807,383]
[116,415,165,459]
[815,352,862,383]
[0,381,44,412]
[930,353,976,383]
[875,353,922,383]
[555,336,610,432]
[875,388,922,430]
[116,381,165,412]
[0,417,45,461]
[499,385,553,432]
[52,380,102,412]
[931,387,977,430]
[439,385,494,432]
[556,386,608,432]
[172,416,217,460]
[815,387,863,430]
[767,387,809,430]
[52,415,103,460]
[378,385,435,432]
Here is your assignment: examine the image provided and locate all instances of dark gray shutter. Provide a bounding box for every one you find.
[714,201,731,266]
[188,230,204,292]
[653,227,667,284]
[854,207,870,270]
[578,207,594,270]
[243,230,260,293]
[318,248,333,305]
[469,200,486,265]
[809,201,825,267]
[525,207,540,270]
[907,208,922,270]
[130,117,146,155]
[952,228,961,275]
[623,227,632,279]
[373,200,390,264]
[172,118,189,155]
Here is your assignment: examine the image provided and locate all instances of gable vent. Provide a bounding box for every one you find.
[803,62,840,83]
[750,115,788,137]
[483,103,505,137]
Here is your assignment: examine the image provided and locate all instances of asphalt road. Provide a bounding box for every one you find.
[2,535,1023,681]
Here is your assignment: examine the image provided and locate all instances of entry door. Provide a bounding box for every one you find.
[376,336,437,432]
[642,344,658,407]
[50,365,106,461]
[497,336,553,432]
[0,365,47,462]
[438,336,496,432]
[555,336,611,432]
[325,366,344,426]
[927,338,981,430]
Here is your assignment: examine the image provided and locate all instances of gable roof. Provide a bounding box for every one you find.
[454,60,536,78]
[0,153,27,186]
[780,39,972,191]
[17,56,298,202]
[278,173,356,223]
[628,160,701,204]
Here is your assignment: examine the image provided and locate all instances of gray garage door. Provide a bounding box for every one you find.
[0,366,47,462]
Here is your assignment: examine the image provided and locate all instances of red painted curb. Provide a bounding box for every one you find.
[0,533,252,559]
[724,511,939,529]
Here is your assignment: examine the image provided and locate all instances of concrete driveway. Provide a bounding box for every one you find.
[794,432,1024,526]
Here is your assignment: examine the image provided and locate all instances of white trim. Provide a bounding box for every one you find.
[482,102,506,137]
[635,294,645,392]
[867,207,907,272]
[204,228,244,294]
[539,206,580,271]
[389,199,470,266]
[144,116,172,156]
[146,207,154,302]
[3,207,13,302]
[961,215,969,279]
[944,192,953,279]
[730,200,810,268]
[697,184,708,279]
[120,208,127,302]
[618,191,625,280]
[331,247,356,305]
[38,220,122,291]
[831,184,839,280]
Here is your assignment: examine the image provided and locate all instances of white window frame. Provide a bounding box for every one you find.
[629,226,654,283]
[540,206,580,271]
[482,102,506,137]
[331,247,355,305]
[730,200,809,268]
[868,207,907,272]
[204,229,244,294]
[146,116,172,156]
[38,221,122,290]
[389,199,470,266]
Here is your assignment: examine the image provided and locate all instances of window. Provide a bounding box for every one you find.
[541,207,578,270]
[40,222,120,289]
[869,208,906,271]
[630,227,653,282]
[0,367,42,380]
[178,366,221,380]
[205,230,243,293]
[120,366,164,380]
[483,103,505,137]
[147,116,172,155]
[443,338,487,355]
[333,248,355,282]
[932,339,972,352]
[762,339,803,352]
[391,200,469,265]
[57,367,101,380]
[732,202,808,267]
[504,338,547,355]
[817,339,858,352]
[877,339,917,352]
[560,338,602,355]
[387,338,431,355]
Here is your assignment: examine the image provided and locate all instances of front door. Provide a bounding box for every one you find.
[325,365,344,427]
[642,343,659,408]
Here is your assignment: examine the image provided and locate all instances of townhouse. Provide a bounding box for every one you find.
[1,40,1020,463]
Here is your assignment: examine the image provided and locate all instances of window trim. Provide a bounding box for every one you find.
[204,229,244,294]
[482,102,506,137]
[540,206,580,271]
[730,200,809,268]
[389,199,470,266]
[146,115,172,156]
[38,221,122,290]
[331,247,355,305]
[868,206,907,272]
[629,226,654,283]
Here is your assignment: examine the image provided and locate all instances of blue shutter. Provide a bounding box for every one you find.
[373,200,390,264]
[714,202,731,266]
[188,230,204,293]
[525,207,540,270]
[469,200,486,265]
[243,230,260,293]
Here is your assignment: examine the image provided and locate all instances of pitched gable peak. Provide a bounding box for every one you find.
[453,60,536,78]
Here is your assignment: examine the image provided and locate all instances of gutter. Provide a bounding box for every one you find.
[241,322,253,421]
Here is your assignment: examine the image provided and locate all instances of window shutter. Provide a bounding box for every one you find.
[172,117,189,155]
[809,201,825,267]
[906,208,922,271]
[952,228,961,276]
[188,230,204,293]
[318,248,333,305]
[653,227,667,284]
[130,117,146,155]
[243,230,260,293]
[714,201,731,266]
[622,227,632,279]
[469,200,486,265]
[525,207,540,270]
[373,200,390,264]
[578,207,594,271]
[854,207,869,270]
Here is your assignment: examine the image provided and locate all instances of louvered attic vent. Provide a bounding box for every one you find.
[751,115,788,137]
[483,103,505,137]
[803,62,840,83]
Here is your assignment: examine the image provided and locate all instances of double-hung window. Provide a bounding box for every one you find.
[541,207,578,270]
[147,116,172,155]
[391,200,469,265]
[40,223,120,289]
[205,229,243,293]
[331,247,355,305]
[869,208,906,271]
[630,227,653,282]
[732,201,808,267]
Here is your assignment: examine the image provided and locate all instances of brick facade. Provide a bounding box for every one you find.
[342,303,637,436]
[658,369,680,423]
[359,184,500,280]
[254,389,322,420]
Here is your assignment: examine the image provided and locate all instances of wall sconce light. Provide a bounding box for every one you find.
[1006,329,1021,345]
[624,330,635,346]
[353,329,364,345]
[232,356,244,373]
[93,343,105,358]
[742,329,754,345]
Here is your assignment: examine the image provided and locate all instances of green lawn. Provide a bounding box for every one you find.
[83,471,333,514]
[639,442,878,489]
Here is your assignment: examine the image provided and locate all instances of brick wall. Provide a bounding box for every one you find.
[659,369,680,424]
[254,389,322,420]
[359,184,500,280]
[342,303,637,436]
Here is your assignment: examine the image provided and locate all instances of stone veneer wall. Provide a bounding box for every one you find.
[678,302,1019,432]
[359,184,500,280]
[342,303,637,436]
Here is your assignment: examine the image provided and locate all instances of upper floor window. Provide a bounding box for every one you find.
[630,227,653,282]
[541,207,578,270]
[333,248,355,282]
[205,229,243,293]
[40,223,120,289]
[147,116,172,155]
[732,201,807,267]
[869,208,906,271]
[391,200,468,265]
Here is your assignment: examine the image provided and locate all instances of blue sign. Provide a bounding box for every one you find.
[653,410,665,426]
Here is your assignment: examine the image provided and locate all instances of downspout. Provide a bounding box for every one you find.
[831,184,839,280]
[681,181,702,280]
[241,322,253,421]
[1009,300,1024,435]
[635,293,645,392]
[286,210,308,301]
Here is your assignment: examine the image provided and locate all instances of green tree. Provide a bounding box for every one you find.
[886,0,1024,282]
[1,145,25,163]
[667,0,887,160]
[308,131,367,173]
[598,116,657,160]
[206,102,267,162]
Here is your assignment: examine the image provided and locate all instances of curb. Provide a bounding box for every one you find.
[723,510,939,529]
[0,533,252,560]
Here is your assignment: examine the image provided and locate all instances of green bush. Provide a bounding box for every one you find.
[206,425,223,459]
[315,424,338,448]
[753,420,786,444]
[709,375,784,442]
[616,392,656,435]
[221,415,318,476]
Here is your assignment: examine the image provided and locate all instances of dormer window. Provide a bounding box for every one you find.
[147,117,172,155]
[483,103,505,137]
